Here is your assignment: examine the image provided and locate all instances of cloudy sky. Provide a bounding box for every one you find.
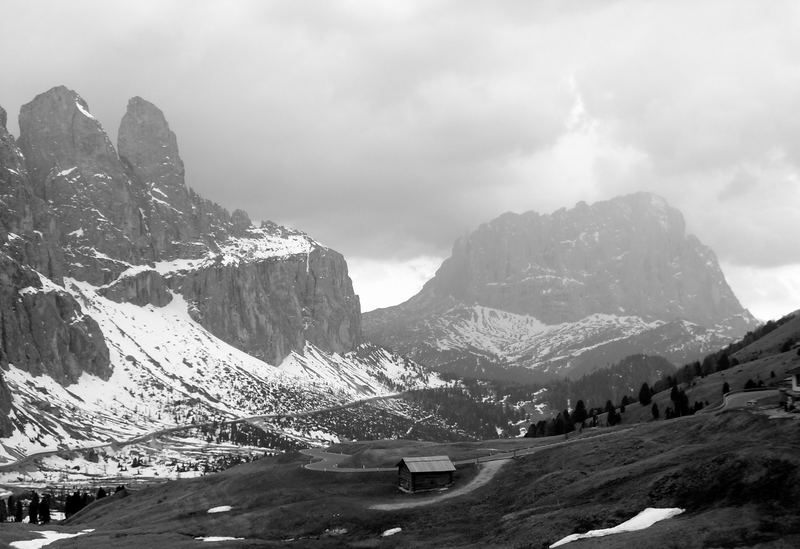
[3,0,800,319]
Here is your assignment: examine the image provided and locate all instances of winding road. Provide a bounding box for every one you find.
[302,427,634,474]
[698,388,779,414]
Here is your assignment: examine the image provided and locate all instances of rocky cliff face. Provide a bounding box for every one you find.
[1,86,362,387]
[0,370,11,437]
[0,252,110,384]
[177,246,360,365]
[364,193,757,380]
[0,104,64,281]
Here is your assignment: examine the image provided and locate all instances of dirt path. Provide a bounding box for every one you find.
[370,459,507,511]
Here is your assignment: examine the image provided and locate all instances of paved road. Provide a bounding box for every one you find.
[719,389,779,410]
[301,448,395,472]
[0,392,405,474]
[302,428,633,474]
[698,388,780,414]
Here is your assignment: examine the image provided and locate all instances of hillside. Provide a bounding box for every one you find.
[3,411,794,548]
[364,194,757,382]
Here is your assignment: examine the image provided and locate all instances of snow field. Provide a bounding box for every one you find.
[549,507,685,547]
[10,529,94,549]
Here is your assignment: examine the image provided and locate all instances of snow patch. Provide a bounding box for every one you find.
[549,508,684,547]
[57,167,77,177]
[75,101,95,119]
[382,527,402,537]
[207,505,233,514]
[195,537,245,542]
[10,529,94,549]
[18,271,67,296]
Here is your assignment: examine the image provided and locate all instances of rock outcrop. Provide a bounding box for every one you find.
[364,193,758,380]
[0,252,110,384]
[178,246,360,364]
[99,267,172,307]
[0,368,11,437]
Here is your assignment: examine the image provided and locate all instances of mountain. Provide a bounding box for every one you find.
[0,87,441,465]
[363,193,758,381]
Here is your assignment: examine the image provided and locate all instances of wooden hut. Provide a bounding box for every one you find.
[396,456,455,493]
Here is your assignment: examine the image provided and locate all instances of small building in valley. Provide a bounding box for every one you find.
[782,366,800,409]
[396,456,455,493]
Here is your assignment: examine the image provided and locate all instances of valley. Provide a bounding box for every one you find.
[3,407,797,548]
[2,84,799,548]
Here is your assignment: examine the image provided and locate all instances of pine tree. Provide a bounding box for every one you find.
[573,400,588,425]
[651,401,660,420]
[97,487,107,500]
[14,499,23,522]
[722,381,730,395]
[0,498,7,523]
[29,492,40,525]
[563,409,574,432]
[552,413,565,436]
[38,495,50,525]
[638,382,652,405]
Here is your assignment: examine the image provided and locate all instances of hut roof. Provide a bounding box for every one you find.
[397,455,455,473]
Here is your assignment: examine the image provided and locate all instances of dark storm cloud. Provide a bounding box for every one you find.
[3,0,800,315]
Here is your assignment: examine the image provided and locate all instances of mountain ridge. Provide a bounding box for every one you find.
[364,193,758,380]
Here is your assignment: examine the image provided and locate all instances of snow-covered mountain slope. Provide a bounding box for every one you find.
[0,275,441,465]
[376,302,738,381]
[0,86,459,476]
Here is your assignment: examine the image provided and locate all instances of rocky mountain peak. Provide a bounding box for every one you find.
[425,192,746,327]
[118,95,196,259]
[18,86,122,193]
[17,86,149,280]
[118,96,185,192]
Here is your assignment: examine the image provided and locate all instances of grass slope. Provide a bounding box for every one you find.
[38,410,800,548]
[621,343,800,425]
